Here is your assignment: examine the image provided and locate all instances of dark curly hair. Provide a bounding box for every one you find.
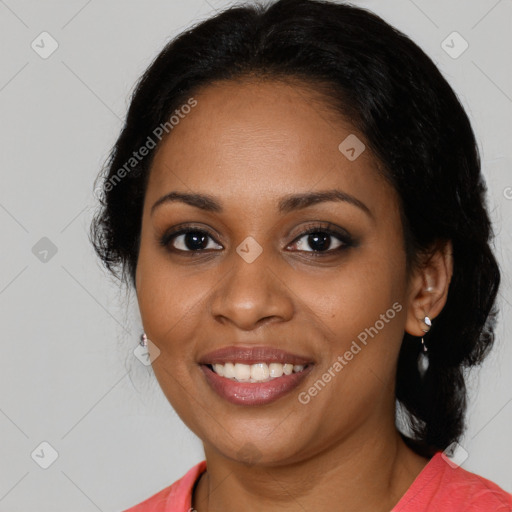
[89,0,501,456]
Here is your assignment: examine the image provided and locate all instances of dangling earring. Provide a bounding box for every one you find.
[140,332,148,348]
[417,315,431,377]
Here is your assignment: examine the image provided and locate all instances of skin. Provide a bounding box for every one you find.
[135,78,453,512]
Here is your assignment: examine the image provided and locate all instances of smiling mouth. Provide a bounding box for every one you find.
[200,361,315,406]
[198,345,315,401]
[205,362,311,383]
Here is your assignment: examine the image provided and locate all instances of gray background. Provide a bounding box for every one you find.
[0,0,511,510]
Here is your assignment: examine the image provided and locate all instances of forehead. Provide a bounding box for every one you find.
[146,79,393,217]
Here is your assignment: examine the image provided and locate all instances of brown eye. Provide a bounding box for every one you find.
[288,223,354,255]
[292,231,344,252]
[160,228,222,253]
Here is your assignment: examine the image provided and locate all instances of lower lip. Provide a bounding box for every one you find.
[200,364,314,406]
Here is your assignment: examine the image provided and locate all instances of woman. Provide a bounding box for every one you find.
[90,0,512,510]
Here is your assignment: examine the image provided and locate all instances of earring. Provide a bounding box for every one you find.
[140,332,148,348]
[421,315,432,332]
[418,315,431,377]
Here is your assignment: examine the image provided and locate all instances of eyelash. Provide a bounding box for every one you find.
[158,222,354,257]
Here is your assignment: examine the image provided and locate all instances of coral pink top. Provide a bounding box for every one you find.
[122,453,512,511]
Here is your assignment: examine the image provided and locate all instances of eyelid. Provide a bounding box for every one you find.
[293,221,352,240]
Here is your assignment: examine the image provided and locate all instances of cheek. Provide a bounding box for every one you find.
[298,251,401,329]
[310,243,406,373]
[136,242,197,353]
[136,250,204,415]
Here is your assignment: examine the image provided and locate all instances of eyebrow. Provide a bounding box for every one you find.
[151,189,373,220]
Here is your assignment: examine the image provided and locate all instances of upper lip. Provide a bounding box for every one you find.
[198,345,314,366]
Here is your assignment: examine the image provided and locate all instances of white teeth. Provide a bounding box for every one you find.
[269,363,283,378]
[209,362,308,382]
[251,363,269,381]
[283,363,293,375]
[234,363,251,381]
[223,362,235,379]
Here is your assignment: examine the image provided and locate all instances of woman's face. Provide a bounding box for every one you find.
[136,79,414,465]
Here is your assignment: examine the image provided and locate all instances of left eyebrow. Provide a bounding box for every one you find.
[151,189,374,221]
[277,189,373,220]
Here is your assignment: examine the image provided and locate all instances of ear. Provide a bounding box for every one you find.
[404,239,454,337]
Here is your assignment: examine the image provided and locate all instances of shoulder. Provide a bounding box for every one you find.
[444,462,512,510]
[121,460,207,512]
[394,452,512,511]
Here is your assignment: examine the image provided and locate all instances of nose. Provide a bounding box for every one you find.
[209,248,295,331]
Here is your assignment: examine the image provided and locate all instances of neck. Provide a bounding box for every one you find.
[192,425,429,512]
